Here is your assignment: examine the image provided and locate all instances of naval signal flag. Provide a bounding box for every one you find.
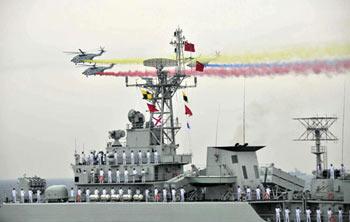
[184,42,195,52]
[185,105,193,116]
[147,103,158,113]
[195,61,204,72]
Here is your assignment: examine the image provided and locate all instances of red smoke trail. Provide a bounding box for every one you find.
[97,59,350,77]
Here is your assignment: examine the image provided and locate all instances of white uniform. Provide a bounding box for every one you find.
[162,189,167,202]
[94,189,99,196]
[255,188,261,200]
[86,189,90,202]
[122,152,126,165]
[99,169,104,183]
[132,169,137,183]
[70,189,75,200]
[145,189,150,202]
[98,153,102,165]
[330,165,335,179]
[12,189,17,203]
[180,188,185,202]
[284,209,290,222]
[36,190,41,203]
[246,187,251,200]
[306,209,311,222]
[108,170,112,183]
[28,190,33,203]
[146,151,151,164]
[111,188,115,196]
[316,209,322,222]
[265,187,271,199]
[118,188,123,196]
[138,151,142,164]
[295,208,301,222]
[327,210,332,221]
[20,190,25,203]
[171,189,176,202]
[136,189,141,195]
[338,209,343,222]
[154,188,159,202]
[130,152,135,165]
[154,151,159,164]
[90,169,95,183]
[127,188,132,196]
[124,169,129,183]
[77,189,82,202]
[141,169,146,183]
[114,152,118,165]
[237,187,241,201]
[275,207,281,222]
[102,189,107,196]
[81,152,86,165]
[116,170,120,183]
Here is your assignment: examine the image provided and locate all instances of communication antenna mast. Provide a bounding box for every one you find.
[125,28,197,147]
[294,117,338,170]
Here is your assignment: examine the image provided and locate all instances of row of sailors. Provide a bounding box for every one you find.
[11,188,42,203]
[87,168,147,183]
[275,206,347,222]
[235,185,272,201]
[75,150,159,166]
[317,163,347,179]
[70,187,186,202]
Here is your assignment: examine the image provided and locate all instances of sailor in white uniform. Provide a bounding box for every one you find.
[141,169,146,183]
[108,169,112,183]
[162,188,167,202]
[124,168,129,183]
[77,188,82,202]
[316,207,322,222]
[86,188,90,202]
[94,188,99,196]
[20,188,25,203]
[145,189,150,202]
[132,168,137,183]
[338,207,343,222]
[265,187,271,200]
[70,187,75,202]
[99,168,104,183]
[327,208,332,222]
[306,208,311,222]
[146,150,151,164]
[340,164,345,178]
[114,151,118,165]
[154,150,159,164]
[97,152,102,165]
[102,188,107,196]
[138,150,142,164]
[122,151,126,165]
[275,206,281,222]
[180,187,185,202]
[284,207,290,222]
[11,188,17,203]
[127,187,132,197]
[237,186,242,201]
[171,188,176,202]
[154,187,159,202]
[28,189,33,203]
[329,164,335,179]
[246,186,251,200]
[116,169,120,183]
[90,168,95,183]
[130,150,135,165]
[36,190,41,203]
[295,207,301,222]
[255,186,261,200]
[118,187,124,198]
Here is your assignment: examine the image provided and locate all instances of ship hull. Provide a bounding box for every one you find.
[0,202,265,222]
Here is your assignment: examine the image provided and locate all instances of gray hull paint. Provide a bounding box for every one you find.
[0,202,265,222]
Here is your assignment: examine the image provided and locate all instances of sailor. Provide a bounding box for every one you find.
[171,188,176,202]
[70,187,75,202]
[124,168,129,183]
[138,150,142,164]
[108,169,112,183]
[20,188,25,203]
[74,152,80,165]
[180,187,185,202]
[141,168,146,183]
[86,188,90,202]
[145,188,150,202]
[118,187,124,199]
[89,152,94,165]
[11,188,17,203]
[327,208,332,222]
[154,150,159,164]
[130,150,135,165]
[127,187,132,197]
[295,207,301,222]
[265,186,271,200]
[329,164,335,179]
[136,187,141,195]
[338,207,343,222]
[246,186,251,201]
[132,168,137,183]
[83,169,87,182]
[94,188,99,196]
[99,168,104,183]
[77,188,82,202]
[102,188,107,196]
[90,168,95,183]
[146,150,151,164]
[154,187,159,202]
[98,152,102,165]
[255,186,261,200]
[36,189,41,203]
[306,207,311,222]
[237,185,242,201]
[114,151,118,165]
[275,206,281,222]
[111,187,115,196]
[162,187,167,202]
[316,207,322,222]
[116,169,121,183]
[284,207,290,222]
[28,189,33,203]
[340,164,346,178]
[122,150,126,165]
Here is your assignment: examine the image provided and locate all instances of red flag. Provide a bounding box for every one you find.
[147,103,158,113]
[185,105,193,116]
[195,61,204,72]
[184,42,195,52]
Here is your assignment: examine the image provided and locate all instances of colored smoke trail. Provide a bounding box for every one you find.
[97,59,350,77]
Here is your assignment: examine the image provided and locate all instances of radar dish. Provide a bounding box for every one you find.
[143,58,177,69]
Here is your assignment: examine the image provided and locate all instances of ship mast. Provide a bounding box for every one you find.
[126,28,197,147]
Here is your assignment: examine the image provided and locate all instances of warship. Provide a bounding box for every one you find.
[0,28,349,222]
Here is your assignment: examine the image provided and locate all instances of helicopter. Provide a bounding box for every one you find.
[82,64,114,76]
[64,47,106,64]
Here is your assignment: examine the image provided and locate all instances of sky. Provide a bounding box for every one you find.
[0,0,349,179]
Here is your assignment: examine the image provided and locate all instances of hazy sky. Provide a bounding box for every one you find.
[0,0,349,179]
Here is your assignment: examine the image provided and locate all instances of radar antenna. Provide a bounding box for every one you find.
[294,116,338,170]
[125,28,197,147]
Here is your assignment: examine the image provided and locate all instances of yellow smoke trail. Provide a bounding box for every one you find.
[84,43,350,65]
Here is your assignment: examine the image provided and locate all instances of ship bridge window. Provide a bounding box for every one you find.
[254,165,259,179]
[242,165,248,179]
[231,155,238,164]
